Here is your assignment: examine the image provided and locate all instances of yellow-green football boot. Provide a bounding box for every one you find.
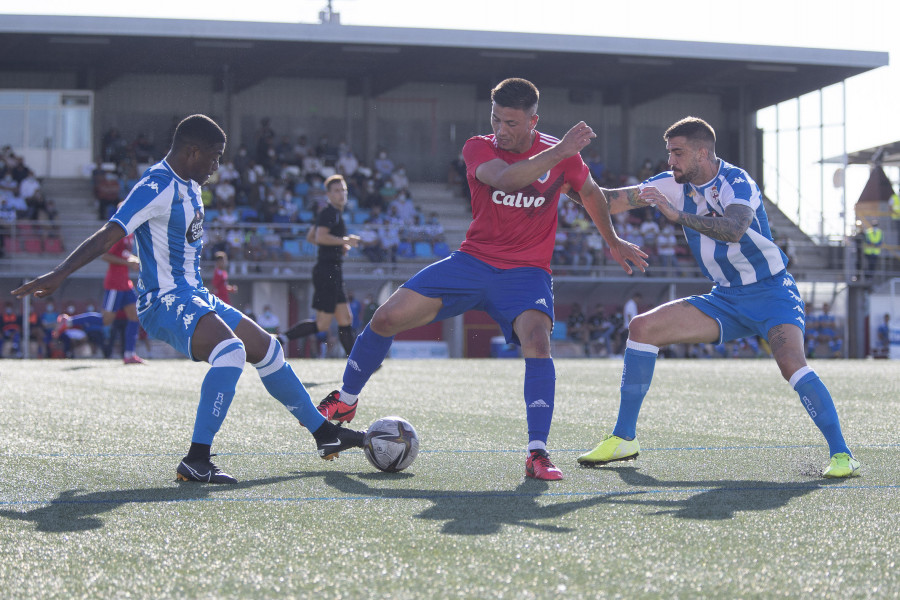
[577,434,640,466]
[822,452,860,478]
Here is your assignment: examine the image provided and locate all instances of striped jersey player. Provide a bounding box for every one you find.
[577,116,859,479]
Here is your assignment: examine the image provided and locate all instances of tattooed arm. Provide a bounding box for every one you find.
[639,186,753,243]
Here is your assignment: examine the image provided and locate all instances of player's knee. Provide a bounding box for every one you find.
[627,314,653,343]
[370,307,402,336]
[209,338,246,368]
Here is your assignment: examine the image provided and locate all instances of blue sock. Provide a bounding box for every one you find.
[342,325,393,395]
[253,338,325,432]
[524,358,555,448]
[124,320,139,355]
[791,367,850,456]
[192,340,245,445]
[613,340,659,440]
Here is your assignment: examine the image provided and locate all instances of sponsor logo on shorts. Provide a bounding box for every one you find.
[160,294,176,309]
[183,312,195,329]
[176,304,185,317]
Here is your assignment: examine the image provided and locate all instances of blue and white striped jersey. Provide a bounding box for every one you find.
[642,160,788,287]
[109,160,206,311]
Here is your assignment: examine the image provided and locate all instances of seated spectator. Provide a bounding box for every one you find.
[51,311,107,358]
[586,304,615,357]
[215,179,236,208]
[131,133,156,164]
[566,303,588,346]
[336,146,360,177]
[1,301,22,357]
[374,150,395,181]
[391,190,416,224]
[94,165,121,220]
[391,165,410,191]
[424,212,444,243]
[656,223,677,272]
[0,197,17,255]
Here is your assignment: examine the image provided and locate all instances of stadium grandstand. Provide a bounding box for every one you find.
[0,14,896,359]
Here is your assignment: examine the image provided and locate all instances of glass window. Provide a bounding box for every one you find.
[27,92,58,107]
[27,109,56,148]
[0,109,26,147]
[59,106,91,150]
[0,92,26,107]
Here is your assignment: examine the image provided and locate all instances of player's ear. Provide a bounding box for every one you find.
[530,113,539,129]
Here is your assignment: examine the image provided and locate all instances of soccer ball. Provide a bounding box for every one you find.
[362,416,420,472]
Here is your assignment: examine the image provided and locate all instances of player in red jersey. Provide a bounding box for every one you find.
[101,232,144,364]
[211,251,237,304]
[316,78,647,479]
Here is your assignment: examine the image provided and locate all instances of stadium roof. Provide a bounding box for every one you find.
[822,141,900,167]
[0,14,889,110]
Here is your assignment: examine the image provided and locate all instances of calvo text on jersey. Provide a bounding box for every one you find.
[491,190,546,208]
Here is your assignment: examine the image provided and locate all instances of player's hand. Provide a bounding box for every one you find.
[127,255,140,271]
[344,234,361,248]
[607,237,649,275]
[11,270,66,299]
[639,186,679,221]
[558,121,596,158]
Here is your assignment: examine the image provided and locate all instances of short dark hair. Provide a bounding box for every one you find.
[490,78,539,113]
[172,114,226,151]
[664,117,716,148]
[324,173,346,192]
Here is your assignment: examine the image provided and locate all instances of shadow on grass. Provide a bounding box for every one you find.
[0,475,300,533]
[314,470,639,536]
[600,466,827,520]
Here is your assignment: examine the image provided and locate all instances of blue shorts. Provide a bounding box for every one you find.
[402,251,554,345]
[102,288,137,313]
[685,271,805,344]
[137,287,245,360]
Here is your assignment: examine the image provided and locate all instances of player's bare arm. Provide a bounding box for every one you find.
[11,221,126,299]
[476,121,596,193]
[602,186,652,214]
[314,228,360,248]
[578,177,648,274]
[639,186,753,243]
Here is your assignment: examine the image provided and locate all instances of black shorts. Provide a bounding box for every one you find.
[312,261,347,313]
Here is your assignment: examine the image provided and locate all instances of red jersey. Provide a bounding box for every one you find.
[460,131,589,273]
[103,234,135,291]
[211,267,231,303]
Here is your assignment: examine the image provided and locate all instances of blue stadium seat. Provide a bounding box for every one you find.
[551,321,568,340]
[433,241,451,258]
[240,208,258,222]
[396,241,413,258]
[282,239,302,257]
[301,240,318,255]
[414,241,433,258]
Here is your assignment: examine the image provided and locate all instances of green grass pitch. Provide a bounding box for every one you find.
[0,358,897,599]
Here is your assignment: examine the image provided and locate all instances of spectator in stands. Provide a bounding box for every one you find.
[101,231,144,364]
[391,189,416,224]
[566,303,588,347]
[373,150,394,182]
[360,179,385,212]
[1,301,22,358]
[391,165,410,191]
[863,218,883,277]
[0,172,25,216]
[586,303,615,357]
[94,165,121,220]
[0,198,15,257]
[362,294,378,326]
[101,128,129,164]
[336,145,359,178]
[656,223,677,273]
[623,291,642,333]
[51,311,106,358]
[131,133,156,164]
[424,211,444,243]
[215,178,236,208]
[257,304,281,335]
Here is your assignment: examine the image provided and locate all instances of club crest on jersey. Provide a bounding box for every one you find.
[710,186,719,203]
